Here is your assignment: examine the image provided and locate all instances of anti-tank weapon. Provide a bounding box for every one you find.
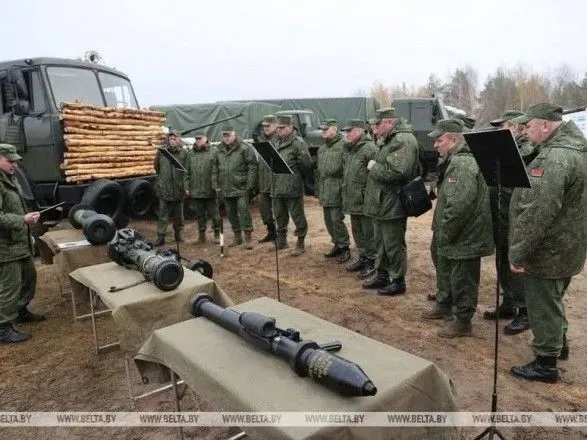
[68,203,116,245]
[107,228,184,291]
[189,295,377,397]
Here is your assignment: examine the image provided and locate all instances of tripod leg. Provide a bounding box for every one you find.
[472,427,492,440]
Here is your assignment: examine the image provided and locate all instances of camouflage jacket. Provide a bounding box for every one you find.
[258,131,279,193]
[342,136,377,215]
[0,171,30,262]
[217,138,258,198]
[154,146,188,201]
[184,145,219,198]
[433,142,494,260]
[316,134,346,207]
[509,120,586,278]
[271,133,312,198]
[363,120,420,220]
[489,135,537,246]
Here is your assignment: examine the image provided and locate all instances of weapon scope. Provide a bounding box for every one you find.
[68,203,116,245]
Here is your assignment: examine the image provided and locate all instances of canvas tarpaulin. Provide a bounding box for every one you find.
[69,262,233,353]
[135,296,458,440]
[151,102,281,142]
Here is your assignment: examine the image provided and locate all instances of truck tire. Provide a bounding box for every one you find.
[125,179,154,218]
[81,179,126,228]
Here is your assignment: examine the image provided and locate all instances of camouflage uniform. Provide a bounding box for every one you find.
[271,128,312,244]
[257,129,279,228]
[432,140,494,327]
[341,124,378,264]
[509,117,586,360]
[316,127,350,250]
[363,115,420,290]
[184,142,220,236]
[154,136,188,239]
[0,151,36,325]
[216,137,258,235]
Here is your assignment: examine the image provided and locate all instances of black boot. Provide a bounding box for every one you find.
[377,277,406,296]
[324,245,342,258]
[197,231,206,244]
[357,259,376,279]
[291,236,305,256]
[0,322,30,344]
[174,229,184,243]
[559,334,569,360]
[362,270,390,289]
[510,356,558,383]
[427,293,437,301]
[346,255,366,272]
[483,300,516,320]
[504,307,530,335]
[258,224,276,243]
[335,247,351,263]
[154,235,166,247]
[15,307,46,324]
[274,232,289,251]
[213,230,220,244]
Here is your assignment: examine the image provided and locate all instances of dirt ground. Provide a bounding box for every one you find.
[0,197,585,440]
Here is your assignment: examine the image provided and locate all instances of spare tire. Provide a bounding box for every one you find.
[125,179,154,218]
[81,179,126,228]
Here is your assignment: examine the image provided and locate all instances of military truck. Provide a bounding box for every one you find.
[0,57,155,231]
[392,97,449,181]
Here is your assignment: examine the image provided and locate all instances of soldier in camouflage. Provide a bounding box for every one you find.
[341,119,378,278]
[257,115,278,243]
[508,103,586,383]
[421,120,494,338]
[153,129,188,246]
[482,110,537,335]
[362,108,420,296]
[216,125,258,249]
[184,133,220,244]
[272,114,313,256]
[316,119,351,263]
[0,144,45,344]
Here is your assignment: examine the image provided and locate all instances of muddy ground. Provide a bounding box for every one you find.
[0,197,585,440]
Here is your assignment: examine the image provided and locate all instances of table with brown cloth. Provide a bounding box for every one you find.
[135,297,458,440]
[38,228,110,298]
[69,261,233,353]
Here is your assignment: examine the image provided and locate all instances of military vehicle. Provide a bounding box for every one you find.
[0,56,153,231]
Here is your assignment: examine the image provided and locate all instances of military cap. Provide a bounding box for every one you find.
[221,124,235,133]
[318,119,339,129]
[427,119,465,138]
[194,132,207,139]
[261,114,277,126]
[376,107,397,119]
[276,114,293,127]
[168,128,182,137]
[368,115,380,125]
[457,115,477,130]
[511,103,563,125]
[0,143,22,161]
[490,110,524,127]
[342,119,368,131]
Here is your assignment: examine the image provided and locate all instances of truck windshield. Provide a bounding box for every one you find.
[46,67,138,109]
[47,67,104,107]
[98,72,138,108]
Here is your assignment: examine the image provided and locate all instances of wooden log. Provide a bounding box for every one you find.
[65,139,151,146]
[63,120,162,131]
[63,151,155,158]
[65,145,157,152]
[64,165,153,176]
[61,102,165,117]
[60,114,161,126]
[63,127,164,137]
[62,108,165,124]
[62,161,152,170]
[65,167,155,182]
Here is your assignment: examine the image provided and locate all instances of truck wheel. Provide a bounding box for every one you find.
[125,179,154,218]
[81,179,126,228]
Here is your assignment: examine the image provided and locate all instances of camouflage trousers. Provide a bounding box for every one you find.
[435,255,481,323]
[0,256,36,324]
[522,274,571,357]
[274,197,308,237]
[187,198,220,233]
[157,199,184,236]
[350,214,375,260]
[259,192,274,226]
[374,218,407,279]
[224,196,253,233]
[323,206,350,248]
[431,232,449,301]
[496,243,525,309]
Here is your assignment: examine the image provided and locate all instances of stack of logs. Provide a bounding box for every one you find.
[59,102,166,182]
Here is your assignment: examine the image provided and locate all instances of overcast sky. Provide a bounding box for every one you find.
[2,0,586,107]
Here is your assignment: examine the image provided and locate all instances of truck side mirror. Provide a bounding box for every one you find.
[9,68,29,100]
[15,99,31,116]
[299,122,307,137]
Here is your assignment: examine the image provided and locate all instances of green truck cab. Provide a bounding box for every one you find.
[0,57,155,229]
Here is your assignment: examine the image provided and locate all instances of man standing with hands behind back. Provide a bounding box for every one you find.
[0,143,44,344]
